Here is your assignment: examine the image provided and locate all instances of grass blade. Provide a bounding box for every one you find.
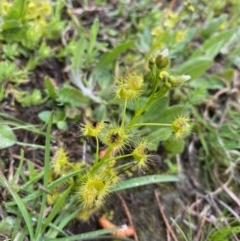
[44,227,122,241]
[40,185,73,233]
[46,196,80,238]
[48,168,85,189]
[87,19,99,63]
[110,174,179,192]
[0,171,34,240]
[35,111,53,240]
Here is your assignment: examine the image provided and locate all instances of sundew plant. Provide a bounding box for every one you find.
[48,49,192,220]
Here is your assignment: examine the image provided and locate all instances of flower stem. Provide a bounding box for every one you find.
[104,153,133,164]
[94,136,99,163]
[91,147,113,173]
[133,123,171,127]
[126,94,155,130]
[121,99,127,128]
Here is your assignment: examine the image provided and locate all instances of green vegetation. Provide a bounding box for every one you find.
[0,0,240,240]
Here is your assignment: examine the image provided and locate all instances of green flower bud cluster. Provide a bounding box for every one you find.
[159,71,191,88]
[148,49,170,70]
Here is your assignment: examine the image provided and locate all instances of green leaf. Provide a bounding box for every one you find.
[0,172,34,240]
[221,26,240,54]
[40,185,73,234]
[111,175,179,192]
[189,76,225,90]
[48,169,85,189]
[0,217,15,235]
[0,88,5,101]
[38,110,65,124]
[35,112,53,240]
[44,77,57,99]
[57,121,68,130]
[209,226,240,241]
[201,14,228,38]
[175,29,235,80]
[64,106,81,119]
[71,38,86,70]
[97,41,134,68]
[1,26,28,41]
[190,29,234,60]
[163,139,185,154]
[31,89,42,105]
[191,29,235,59]
[2,20,23,30]
[158,105,188,123]
[4,0,27,20]
[14,89,42,107]
[44,227,126,241]
[46,198,80,238]
[147,128,172,150]
[11,217,22,240]
[138,96,169,123]
[87,19,99,62]
[57,86,90,106]
[7,190,42,207]
[174,57,213,80]
[0,125,17,149]
[38,111,53,124]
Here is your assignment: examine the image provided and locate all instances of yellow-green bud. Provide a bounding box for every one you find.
[126,74,144,91]
[79,120,105,137]
[148,54,155,70]
[169,75,191,87]
[176,75,191,85]
[168,75,177,86]
[52,147,70,175]
[155,49,170,70]
[171,116,191,139]
[102,126,128,151]
[79,174,108,209]
[117,86,135,99]
[159,71,170,82]
[132,140,149,170]
[164,82,172,88]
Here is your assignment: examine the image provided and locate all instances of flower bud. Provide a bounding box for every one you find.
[177,75,191,84]
[52,147,69,175]
[148,49,170,70]
[171,116,191,139]
[79,176,106,209]
[79,120,105,137]
[126,73,144,91]
[155,49,170,70]
[102,126,128,151]
[169,75,191,87]
[164,82,172,88]
[116,86,135,100]
[78,167,117,210]
[159,71,170,82]
[132,140,149,170]
[148,54,155,70]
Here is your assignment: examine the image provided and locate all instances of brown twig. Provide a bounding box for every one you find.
[213,165,240,241]
[12,154,43,168]
[195,209,207,241]
[116,193,139,241]
[213,165,240,207]
[167,228,171,241]
[154,189,178,241]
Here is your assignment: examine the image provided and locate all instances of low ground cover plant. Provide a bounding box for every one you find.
[1,0,240,240]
